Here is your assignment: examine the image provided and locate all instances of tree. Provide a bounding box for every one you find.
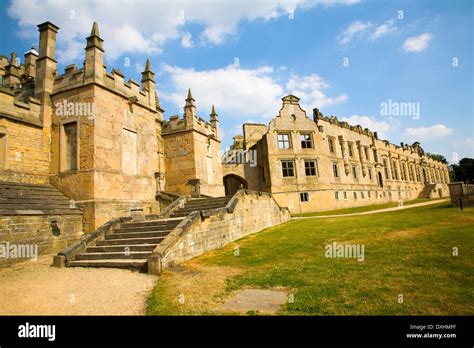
[426,153,448,164]
[449,158,474,183]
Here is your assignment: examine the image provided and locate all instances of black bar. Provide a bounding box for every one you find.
[0,316,472,346]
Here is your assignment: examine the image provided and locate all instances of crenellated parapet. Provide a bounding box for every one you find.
[162,89,219,140]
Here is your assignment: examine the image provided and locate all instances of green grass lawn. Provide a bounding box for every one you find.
[147,202,473,315]
[292,198,432,217]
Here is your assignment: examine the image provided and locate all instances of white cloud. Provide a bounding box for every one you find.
[370,19,397,41]
[181,32,193,48]
[286,73,348,110]
[160,66,347,119]
[337,20,372,45]
[405,124,453,141]
[341,114,391,138]
[402,33,433,52]
[8,0,359,62]
[160,64,283,118]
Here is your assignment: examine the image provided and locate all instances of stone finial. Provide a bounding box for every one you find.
[184,88,196,123]
[141,58,155,84]
[86,21,104,51]
[210,105,219,129]
[185,88,196,107]
[210,105,218,118]
[145,58,152,72]
[90,21,100,37]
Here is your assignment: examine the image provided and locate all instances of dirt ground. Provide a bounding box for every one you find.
[0,255,157,315]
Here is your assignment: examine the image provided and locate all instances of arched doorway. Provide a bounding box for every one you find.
[223,174,248,196]
[377,172,384,188]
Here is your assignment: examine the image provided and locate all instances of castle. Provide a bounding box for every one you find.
[0,22,449,267]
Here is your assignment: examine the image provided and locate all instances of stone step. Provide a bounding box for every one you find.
[121,218,183,228]
[176,205,228,213]
[184,199,231,206]
[75,251,151,260]
[115,224,178,233]
[96,236,165,246]
[107,230,171,239]
[86,244,158,252]
[67,259,148,271]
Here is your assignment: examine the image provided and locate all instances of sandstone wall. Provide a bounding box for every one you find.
[0,214,83,267]
[148,190,291,274]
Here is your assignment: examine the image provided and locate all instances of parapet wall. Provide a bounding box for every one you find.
[148,190,291,274]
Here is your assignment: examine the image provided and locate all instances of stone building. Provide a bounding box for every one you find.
[0,21,450,266]
[223,95,450,214]
[0,21,224,260]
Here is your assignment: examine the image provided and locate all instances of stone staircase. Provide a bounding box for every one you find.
[67,217,184,271]
[0,181,83,216]
[168,196,232,218]
[66,196,232,271]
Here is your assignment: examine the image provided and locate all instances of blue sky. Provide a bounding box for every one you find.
[1,0,472,162]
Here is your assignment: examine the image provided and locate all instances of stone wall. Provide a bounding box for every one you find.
[0,214,83,267]
[148,190,291,274]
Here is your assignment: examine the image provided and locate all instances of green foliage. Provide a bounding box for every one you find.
[450,158,474,183]
[426,153,448,164]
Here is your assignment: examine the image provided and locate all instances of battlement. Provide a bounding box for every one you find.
[1,22,161,116]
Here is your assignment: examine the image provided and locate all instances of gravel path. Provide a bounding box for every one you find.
[0,255,157,315]
[292,198,449,219]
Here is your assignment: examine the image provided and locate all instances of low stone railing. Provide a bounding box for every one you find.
[147,190,291,275]
[53,216,132,267]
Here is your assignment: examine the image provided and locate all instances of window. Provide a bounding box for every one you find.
[368,191,371,198]
[328,137,335,154]
[368,167,373,180]
[122,128,137,175]
[332,162,339,178]
[353,191,357,199]
[62,122,78,171]
[300,192,309,202]
[300,133,313,149]
[348,143,354,157]
[282,160,295,177]
[392,160,399,180]
[352,165,358,179]
[383,159,389,179]
[277,133,291,149]
[361,191,365,199]
[0,129,6,169]
[304,160,318,176]
[343,191,348,200]
[364,147,369,160]
[335,191,339,200]
[373,149,378,162]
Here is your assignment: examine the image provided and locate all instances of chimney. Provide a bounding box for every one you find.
[84,22,104,83]
[24,45,39,78]
[35,21,59,128]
